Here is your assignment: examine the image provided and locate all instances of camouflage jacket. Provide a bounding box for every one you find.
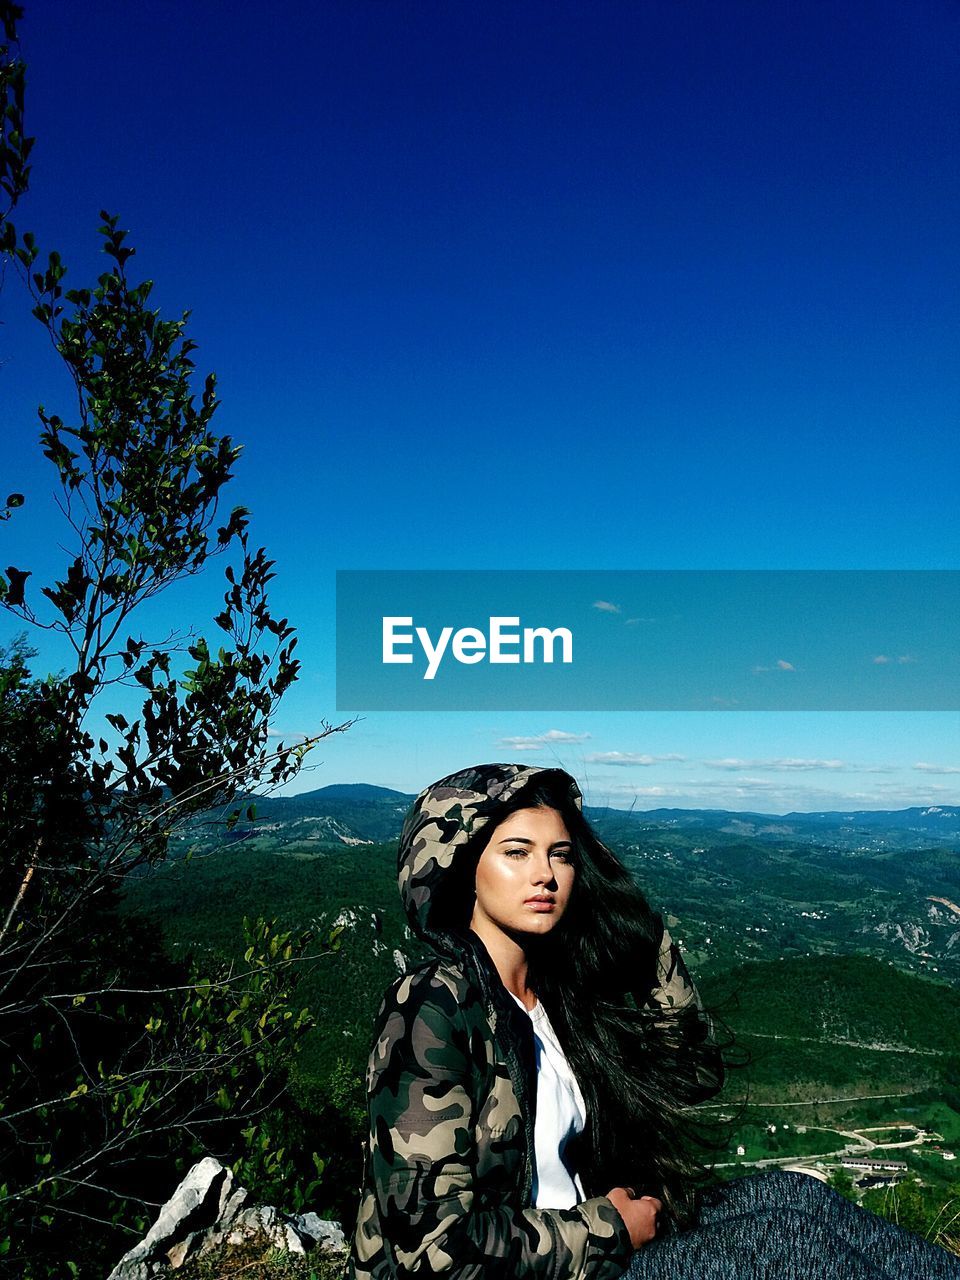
[346,763,720,1280]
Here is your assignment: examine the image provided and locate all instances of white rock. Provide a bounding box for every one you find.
[294,1211,348,1251]
[107,1157,229,1279]
[107,1156,345,1277]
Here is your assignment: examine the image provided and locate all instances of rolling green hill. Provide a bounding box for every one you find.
[123,829,960,1108]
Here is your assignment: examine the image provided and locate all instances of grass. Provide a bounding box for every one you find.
[173,1235,346,1280]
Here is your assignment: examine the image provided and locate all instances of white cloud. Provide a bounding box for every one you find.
[602,784,671,797]
[752,659,795,673]
[775,757,846,771]
[590,772,960,812]
[584,752,686,767]
[592,600,621,614]
[898,654,917,664]
[873,655,890,665]
[498,729,592,752]
[914,762,960,775]
[703,757,848,772]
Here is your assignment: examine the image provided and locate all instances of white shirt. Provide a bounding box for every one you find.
[509,993,587,1210]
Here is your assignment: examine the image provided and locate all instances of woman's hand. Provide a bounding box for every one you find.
[605,1186,663,1249]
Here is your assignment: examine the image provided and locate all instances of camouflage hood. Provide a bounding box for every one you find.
[397,762,583,949]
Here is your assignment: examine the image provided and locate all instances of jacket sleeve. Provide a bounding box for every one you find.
[642,920,724,1103]
[366,968,633,1280]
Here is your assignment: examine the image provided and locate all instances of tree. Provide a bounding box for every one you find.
[1,208,333,926]
[862,1179,959,1247]
[0,1,30,229]
[0,9,350,1271]
[827,1166,857,1203]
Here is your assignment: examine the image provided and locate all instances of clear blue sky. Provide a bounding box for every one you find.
[3,0,958,810]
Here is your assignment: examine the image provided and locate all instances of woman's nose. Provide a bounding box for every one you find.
[530,856,557,885]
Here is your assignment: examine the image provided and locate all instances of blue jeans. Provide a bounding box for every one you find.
[623,1170,960,1279]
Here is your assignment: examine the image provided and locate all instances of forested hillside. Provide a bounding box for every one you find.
[124,815,960,1103]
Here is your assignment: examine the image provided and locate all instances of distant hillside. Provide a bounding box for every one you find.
[122,835,960,1107]
[132,783,960,1100]
[212,784,414,846]
[282,783,410,803]
[705,954,960,1054]
[589,805,960,850]
[164,789,960,985]
[124,839,413,1086]
[701,954,960,1102]
[195,785,960,854]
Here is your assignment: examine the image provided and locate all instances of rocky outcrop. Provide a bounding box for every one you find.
[874,920,932,955]
[107,1156,346,1279]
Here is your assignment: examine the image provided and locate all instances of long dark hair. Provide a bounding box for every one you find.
[462,771,727,1227]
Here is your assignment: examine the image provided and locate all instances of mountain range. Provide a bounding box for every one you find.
[225,784,960,851]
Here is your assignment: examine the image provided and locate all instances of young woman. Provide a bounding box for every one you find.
[347,762,960,1280]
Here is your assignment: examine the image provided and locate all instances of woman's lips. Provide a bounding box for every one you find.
[524,897,556,911]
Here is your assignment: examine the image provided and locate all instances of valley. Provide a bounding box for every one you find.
[123,787,960,1209]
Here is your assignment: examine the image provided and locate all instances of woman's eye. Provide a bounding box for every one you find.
[501,847,573,862]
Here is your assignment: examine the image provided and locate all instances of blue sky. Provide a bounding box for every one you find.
[3,0,958,810]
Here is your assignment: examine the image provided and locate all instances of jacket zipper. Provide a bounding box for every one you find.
[438,931,539,1209]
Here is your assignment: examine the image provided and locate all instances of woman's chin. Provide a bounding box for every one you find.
[510,912,566,937]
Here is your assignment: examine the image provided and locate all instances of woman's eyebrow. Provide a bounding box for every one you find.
[496,836,573,847]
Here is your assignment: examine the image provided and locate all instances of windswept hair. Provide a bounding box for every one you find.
[454,770,730,1228]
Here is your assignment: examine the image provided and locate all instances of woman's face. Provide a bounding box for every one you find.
[470,805,576,941]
